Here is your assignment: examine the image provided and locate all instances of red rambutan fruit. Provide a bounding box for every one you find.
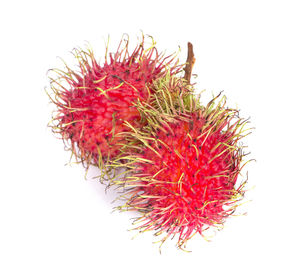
[115,75,251,250]
[47,36,180,169]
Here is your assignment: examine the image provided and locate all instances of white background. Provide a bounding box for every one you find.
[0,0,299,277]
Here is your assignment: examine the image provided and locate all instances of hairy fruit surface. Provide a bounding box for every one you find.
[48,38,179,168]
[117,96,250,250]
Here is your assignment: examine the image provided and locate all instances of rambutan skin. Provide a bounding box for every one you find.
[48,38,180,167]
[117,97,249,249]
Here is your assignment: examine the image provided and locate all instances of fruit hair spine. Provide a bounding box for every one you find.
[47,35,181,176]
[112,60,252,251]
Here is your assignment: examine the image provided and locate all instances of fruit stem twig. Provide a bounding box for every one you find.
[183,42,196,84]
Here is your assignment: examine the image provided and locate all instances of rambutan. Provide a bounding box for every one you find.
[115,74,251,250]
[47,36,180,169]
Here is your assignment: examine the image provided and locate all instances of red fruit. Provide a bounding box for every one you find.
[48,38,179,168]
[118,96,249,250]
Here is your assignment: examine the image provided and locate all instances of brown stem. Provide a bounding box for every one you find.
[183,42,196,84]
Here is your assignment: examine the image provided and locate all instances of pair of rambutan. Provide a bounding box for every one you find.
[47,35,251,251]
